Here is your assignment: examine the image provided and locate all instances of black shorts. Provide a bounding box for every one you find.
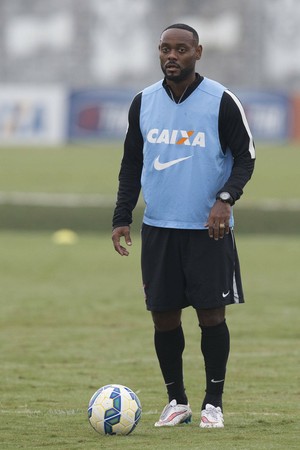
[141,224,244,311]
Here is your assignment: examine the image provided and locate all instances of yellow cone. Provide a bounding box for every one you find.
[52,229,79,245]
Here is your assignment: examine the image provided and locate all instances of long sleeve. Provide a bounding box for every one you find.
[112,93,143,228]
[218,91,256,204]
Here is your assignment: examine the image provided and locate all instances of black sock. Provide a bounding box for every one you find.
[154,325,188,405]
[200,320,230,411]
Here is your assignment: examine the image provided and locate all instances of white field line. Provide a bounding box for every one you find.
[0,192,300,211]
[0,408,82,415]
[0,191,116,207]
[0,408,280,416]
[237,198,300,212]
[136,410,281,417]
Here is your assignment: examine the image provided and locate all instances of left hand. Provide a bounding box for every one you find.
[205,200,231,240]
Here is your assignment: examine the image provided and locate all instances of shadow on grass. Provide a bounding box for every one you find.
[0,204,299,235]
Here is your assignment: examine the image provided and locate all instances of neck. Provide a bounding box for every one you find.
[166,73,196,99]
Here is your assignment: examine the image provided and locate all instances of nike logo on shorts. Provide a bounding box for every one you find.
[222,291,230,298]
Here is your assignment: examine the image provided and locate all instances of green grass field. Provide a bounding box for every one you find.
[0,143,299,449]
[0,142,299,199]
[0,143,300,234]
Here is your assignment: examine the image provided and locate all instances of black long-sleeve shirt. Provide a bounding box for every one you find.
[113,74,255,228]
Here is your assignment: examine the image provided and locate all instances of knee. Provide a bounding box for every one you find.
[151,310,182,332]
[197,307,225,328]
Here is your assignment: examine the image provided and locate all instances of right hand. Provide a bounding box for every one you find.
[112,226,132,256]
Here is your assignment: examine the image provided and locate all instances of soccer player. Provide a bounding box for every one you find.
[112,23,255,428]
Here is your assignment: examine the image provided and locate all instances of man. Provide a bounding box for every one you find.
[112,23,255,428]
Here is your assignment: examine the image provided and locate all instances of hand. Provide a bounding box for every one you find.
[205,200,231,240]
[112,226,132,256]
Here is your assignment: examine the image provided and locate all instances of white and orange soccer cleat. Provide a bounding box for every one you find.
[200,403,224,428]
[154,399,192,427]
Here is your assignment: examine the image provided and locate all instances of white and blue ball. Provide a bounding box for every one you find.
[88,384,142,435]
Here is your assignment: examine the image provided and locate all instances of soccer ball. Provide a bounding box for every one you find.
[88,384,142,436]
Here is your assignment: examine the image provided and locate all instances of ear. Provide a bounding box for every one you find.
[196,45,203,60]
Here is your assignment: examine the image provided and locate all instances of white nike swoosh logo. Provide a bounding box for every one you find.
[154,155,193,171]
[222,291,230,298]
[211,379,225,383]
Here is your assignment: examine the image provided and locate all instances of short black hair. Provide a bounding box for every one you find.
[162,23,199,44]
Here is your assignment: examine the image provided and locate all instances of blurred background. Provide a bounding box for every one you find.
[1,4,299,448]
[0,0,300,145]
[0,0,299,234]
